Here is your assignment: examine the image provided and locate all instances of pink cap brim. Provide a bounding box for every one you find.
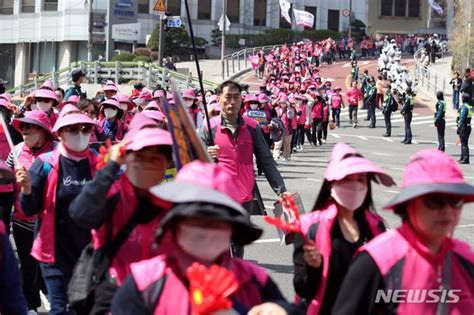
[52,113,98,132]
[125,128,172,151]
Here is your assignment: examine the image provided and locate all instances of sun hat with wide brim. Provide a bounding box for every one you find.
[34,89,59,105]
[143,110,166,123]
[52,112,97,133]
[103,80,118,92]
[12,110,52,135]
[384,149,474,210]
[125,127,172,151]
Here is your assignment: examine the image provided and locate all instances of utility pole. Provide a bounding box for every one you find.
[221,0,227,79]
[87,0,93,61]
[348,0,352,38]
[468,21,472,69]
[158,16,165,66]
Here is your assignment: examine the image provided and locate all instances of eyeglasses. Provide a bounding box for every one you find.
[422,194,464,210]
[62,124,93,134]
[19,122,40,131]
[35,97,53,103]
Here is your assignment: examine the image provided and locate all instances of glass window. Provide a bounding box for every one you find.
[408,0,420,17]
[304,6,317,30]
[168,0,181,16]
[138,0,148,14]
[0,0,14,14]
[253,0,266,26]
[381,0,393,16]
[227,0,240,24]
[198,0,211,20]
[327,9,339,31]
[22,0,35,12]
[44,0,58,11]
[394,0,407,16]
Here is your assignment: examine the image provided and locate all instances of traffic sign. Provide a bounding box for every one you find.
[167,16,182,28]
[218,14,231,32]
[153,0,166,13]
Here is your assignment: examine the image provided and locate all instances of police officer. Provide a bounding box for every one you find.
[457,93,472,164]
[360,70,369,112]
[64,69,87,101]
[382,84,394,137]
[400,89,414,144]
[365,77,377,128]
[434,91,446,151]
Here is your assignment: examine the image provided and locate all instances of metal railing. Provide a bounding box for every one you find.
[8,61,217,98]
[221,45,283,79]
[412,48,452,98]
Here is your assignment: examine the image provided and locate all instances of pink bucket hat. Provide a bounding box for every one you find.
[143,110,166,123]
[52,112,97,132]
[384,149,474,210]
[138,90,152,101]
[59,104,81,119]
[144,101,161,111]
[100,98,120,110]
[103,80,118,92]
[35,89,59,104]
[153,90,166,99]
[244,94,259,103]
[125,127,172,151]
[324,142,395,187]
[124,113,161,140]
[40,80,54,91]
[64,95,80,104]
[182,88,197,100]
[258,94,270,103]
[12,110,52,135]
[116,93,135,111]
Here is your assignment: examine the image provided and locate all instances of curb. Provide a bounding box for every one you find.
[227,68,253,82]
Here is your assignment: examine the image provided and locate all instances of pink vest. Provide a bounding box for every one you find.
[279,107,297,133]
[323,105,329,122]
[91,175,170,285]
[311,101,324,119]
[0,132,13,193]
[131,255,268,314]
[299,203,385,315]
[346,88,362,106]
[331,94,342,109]
[360,221,474,314]
[211,116,255,203]
[31,148,96,263]
[13,141,55,222]
[47,111,58,128]
[296,105,307,125]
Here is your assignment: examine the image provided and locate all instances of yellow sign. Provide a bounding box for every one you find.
[153,0,166,12]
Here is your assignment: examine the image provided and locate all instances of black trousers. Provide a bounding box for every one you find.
[368,102,376,127]
[404,112,413,141]
[0,191,14,233]
[437,119,445,151]
[312,118,323,144]
[321,121,329,140]
[383,110,392,136]
[348,106,358,123]
[12,221,48,310]
[460,126,471,162]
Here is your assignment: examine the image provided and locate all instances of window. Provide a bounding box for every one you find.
[198,0,211,20]
[394,0,407,16]
[381,0,393,16]
[304,6,317,30]
[253,0,266,26]
[408,0,420,17]
[44,0,58,11]
[168,0,181,16]
[0,0,14,14]
[138,0,148,14]
[327,9,339,31]
[227,0,240,24]
[22,0,35,12]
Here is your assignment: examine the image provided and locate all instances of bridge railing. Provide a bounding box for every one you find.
[412,48,452,98]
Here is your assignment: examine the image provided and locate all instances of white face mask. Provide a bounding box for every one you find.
[62,131,90,152]
[331,181,368,211]
[250,104,258,110]
[37,101,52,113]
[104,108,117,118]
[30,104,38,111]
[176,225,232,263]
[184,100,194,108]
[120,103,129,112]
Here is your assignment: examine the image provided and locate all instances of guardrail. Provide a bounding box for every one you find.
[412,48,452,98]
[7,61,217,98]
[221,45,283,79]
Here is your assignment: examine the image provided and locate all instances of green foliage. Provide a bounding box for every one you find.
[350,19,367,41]
[263,29,293,45]
[194,36,209,47]
[226,35,241,48]
[134,47,151,56]
[150,51,159,61]
[111,51,135,62]
[133,55,152,62]
[211,28,222,47]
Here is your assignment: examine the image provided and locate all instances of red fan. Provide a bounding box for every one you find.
[187,263,239,315]
[264,192,303,236]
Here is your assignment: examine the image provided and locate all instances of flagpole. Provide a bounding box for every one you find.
[183,0,214,146]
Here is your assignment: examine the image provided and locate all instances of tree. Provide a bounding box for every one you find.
[147,24,192,56]
[211,28,222,47]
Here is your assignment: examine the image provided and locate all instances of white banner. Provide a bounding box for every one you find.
[279,0,291,24]
[293,8,314,28]
[427,0,444,14]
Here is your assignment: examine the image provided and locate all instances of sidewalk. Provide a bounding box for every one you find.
[175,59,225,85]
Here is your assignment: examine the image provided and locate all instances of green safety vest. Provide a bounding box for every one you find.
[457,103,473,127]
[406,95,414,109]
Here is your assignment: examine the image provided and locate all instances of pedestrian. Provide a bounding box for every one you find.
[360,70,369,111]
[200,81,286,256]
[351,61,359,81]
[98,98,126,141]
[182,88,201,127]
[333,149,474,314]
[274,95,295,165]
[293,142,395,314]
[293,94,307,151]
[329,88,344,128]
[450,71,462,110]
[309,93,325,145]
[375,75,385,109]
[460,68,472,104]
[112,161,299,315]
[400,89,414,144]
[321,100,330,144]
[346,82,362,128]
[64,69,87,101]
[115,93,135,125]
[16,112,98,315]
[382,84,394,137]
[456,93,472,164]
[69,126,173,313]
[365,77,378,128]
[434,91,446,151]
[32,88,60,127]
[55,88,65,111]
[7,111,54,314]
[98,80,119,103]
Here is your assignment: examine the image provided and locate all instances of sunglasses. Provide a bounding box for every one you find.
[62,124,93,134]
[422,194,464,210]
[19,122,41,131]
[35,97,53,103]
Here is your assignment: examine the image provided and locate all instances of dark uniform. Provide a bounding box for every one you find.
[382,90,394,137]
[64,69,87,101]
[434,98,446,151]
[457,100,472,164]
[401,93,414,144]
[365,83,377,128]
